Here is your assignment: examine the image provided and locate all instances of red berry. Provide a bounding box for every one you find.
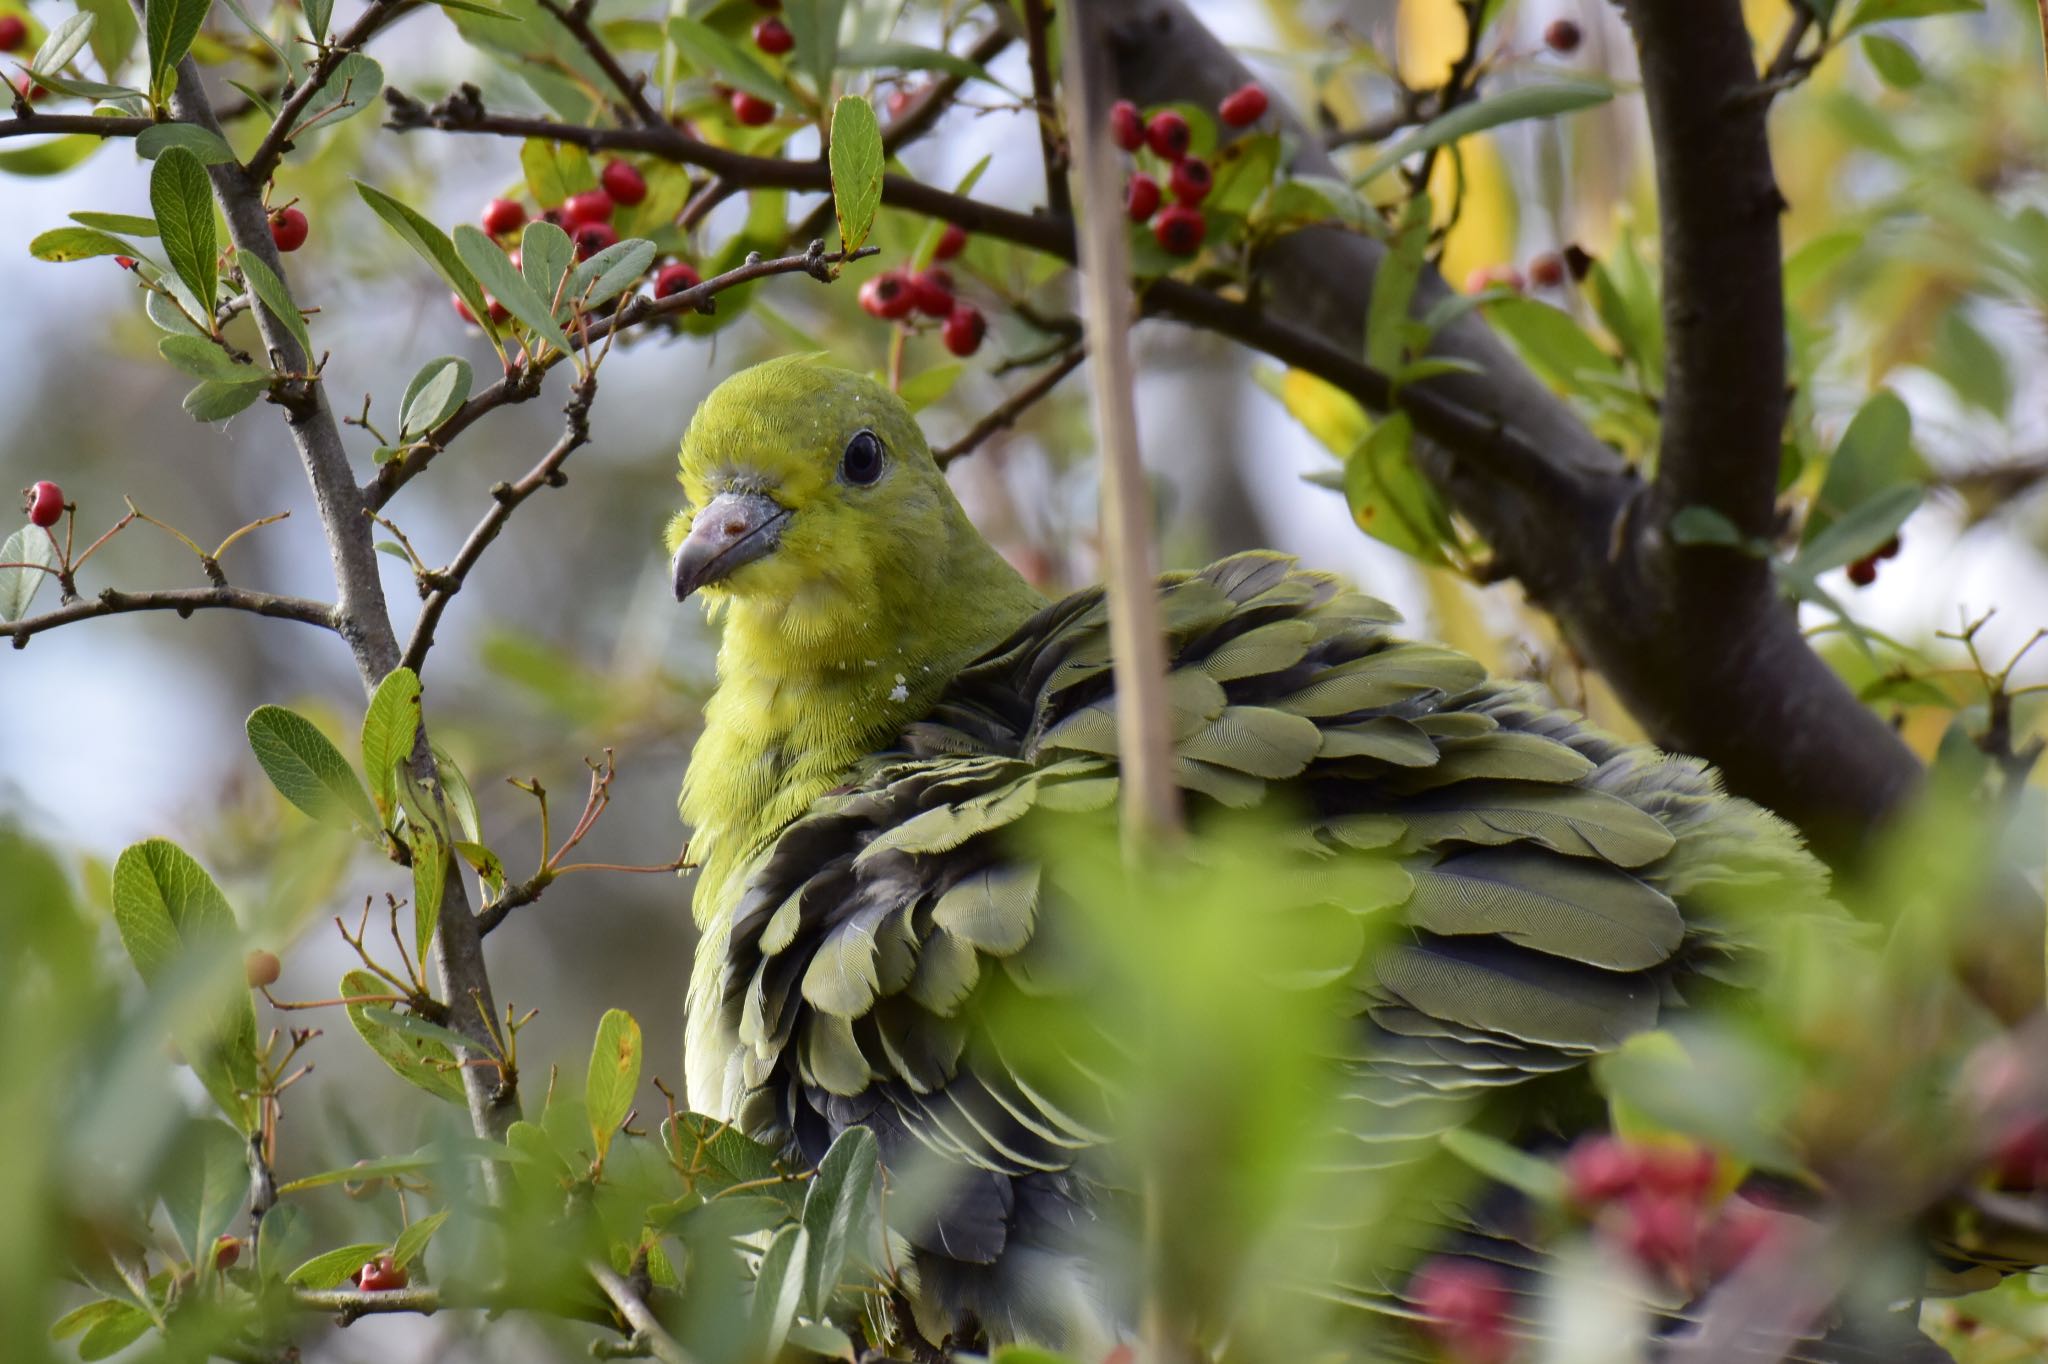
[909,267,955,318]
[941,302,986,357]
[1125,172,1162,222]
[244,949,281,989]
[858,270,915,321]
[1703,1198,1779,1278]
[0,15,25,52]
[25,481,63,528]
[1110,99,1144,152]
[452,293,478,325]
[1877,534,1901,560]
[1527,253,1566,288]
[1617,1192,1700,1277]
[1145,109,1191,161]
[1168,156,1212,205]
[885,87,917,120]
[1545,18,1583,53]
[1217,82,1268,127]
[1639,1143,1717,1198]
[486,297,510,324]
[933,223,968,261]
[1846,556,1878,587]
[1152,203,1205,256]
[357,1254,408,1292]
[599,160,647,207]
[213,1235,241,1270]
[1564,1135,1642,1207]
[563,189,613,226]
[653,261,701,299]
[114,255,137,270]
[268,206,309,253]
[481,198,526,237]
[1411,1258,1511,1364]
[1994,1119,2048,1189]
[572,221,619,261]
[753,16,793,55]
[730,90,776,126]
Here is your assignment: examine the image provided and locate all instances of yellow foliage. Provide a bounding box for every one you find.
[1430,132,1517,292]
[1397,0,1466,88]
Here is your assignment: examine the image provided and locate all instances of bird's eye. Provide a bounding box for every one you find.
[840,429,885,486]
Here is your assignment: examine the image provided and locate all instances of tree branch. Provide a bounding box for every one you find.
[0,586,337,648]
[935,346,1085,466]
[536,0,663,127]
[244,0,419,182]
[588,1259,695,1364]
[1023,0,1071,222]
[0,110,152,140]
[400,374,597,673]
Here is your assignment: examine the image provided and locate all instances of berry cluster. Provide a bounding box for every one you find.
[1465,247,1588,296]
[1562,1134,1777,1292]
[1109,83,1268,259]
[1845,534,1901,588]
[856,224,985,356]
[22,480,63,529]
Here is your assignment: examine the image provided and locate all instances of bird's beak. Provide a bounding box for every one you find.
[672,491,790,600]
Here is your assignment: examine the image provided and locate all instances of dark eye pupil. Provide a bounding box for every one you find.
[842,430,884,485]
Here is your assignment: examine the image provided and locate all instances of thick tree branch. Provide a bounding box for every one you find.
[1,586,336,648]
[0,110,151,140]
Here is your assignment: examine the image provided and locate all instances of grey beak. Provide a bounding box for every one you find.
[672,491,790,600]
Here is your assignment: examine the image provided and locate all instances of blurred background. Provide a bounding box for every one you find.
[4,0,2048,1357]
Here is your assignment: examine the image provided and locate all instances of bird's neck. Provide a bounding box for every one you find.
[681,530,1040,927]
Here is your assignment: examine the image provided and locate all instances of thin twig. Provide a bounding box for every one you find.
[245,0,420,181]
[536,0,663,127]
[1,587,336,649]
[1022,0,1071,221]
[936,347,1086,466]
[588,1259,695,1364]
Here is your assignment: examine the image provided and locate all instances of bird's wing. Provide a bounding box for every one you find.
[706,551,1833,1273]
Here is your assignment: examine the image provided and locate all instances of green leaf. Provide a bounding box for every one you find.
[750,1224,809,1360]
[135,122,237,163]
[1860,32,1923,87]
[1808,389,1920,544]
[360,666,422,819]
[668,15,790,107]
[29,225,141,263]
[1797,483,1922,575]
[71,211,159,236]
[1342,411,1451,564]
[150,147,218,324]
[291,53,383,136]
[799,1126,877,1316]
[1364,195,1428,374]
[390,1209,450,1269]
[1842,0,1981,33]
[285,1242,388,1288]
[162,1118,248,1261]
[434,744,483,844]
[50,1299,136,1342]
[245,704,379,833]
[786,1322,858,1360]
[32,12,97,78]
[75,1304,152,1361]
[585,1008,642,1165]
[1482,296,1619,389]
[784,0,843,100]
[409,819,446,966]
[361,1005,479,1058]
[519,137,591,208]
[111,838,262,1130]
[145,0,212,101]
[146,285,208,337]
[1670,505,1745,549]
[256,1203,308,1281]
[567,236,656,308]
[897,361,961,412]
[0,134,104,176]
[519,219,574,310]
[183,378,266,422]
[341,971,467,1104]
[828,95,883,257]
[1439,1127,1568,1205]
[837,40,1003,90]
[0,524,56,623]
[159,334,264,382]
[355,181,496,342]
[239,251,313,362]
[1353,80,1613,185]
[304,0,333,43]
[397,357,472,442]
[77,0,141,84]
[1931,305,2009,417]
[454,224,573,353]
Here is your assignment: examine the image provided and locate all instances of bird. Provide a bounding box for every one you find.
[666,356,1928,1360]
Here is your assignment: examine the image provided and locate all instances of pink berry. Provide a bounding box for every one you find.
[1145,109,1191,161]
[886,87,917,120]
[563,189,614,226]
[941,302,985,357]
[481,198,527,236]
[213,1235,242,1270]
[356,1254,408,1292]
[753,16,793,55]
[1411,1258,1512,1364]
[1618,1192,1700,1278]
[858,270,915,320]
[268,206,309,253]
[1168,156,1212,205]
[1703,1198,1779,1279]
[1217,82,1268,127]
[933,223,968,261]
[653,261,702,299]
[0,15,25,52]
[25,481,63,528]
[452,293,478,325]
[1563,1135,1642,1207]
[572,221,619,260]
[1124,172,1161,222]
[909,267,954,318]
[599,159,647,207]
[1638,1144,1717,1198]
[1110,99,1144,152]
[730,90,776,126]
[1152,203,1205,256]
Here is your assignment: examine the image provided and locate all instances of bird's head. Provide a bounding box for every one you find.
[668,356,1028,660]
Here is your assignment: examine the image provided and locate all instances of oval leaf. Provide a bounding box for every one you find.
[245,704,378,832]
[585,1008,642,1164]
[828,94,882,257]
